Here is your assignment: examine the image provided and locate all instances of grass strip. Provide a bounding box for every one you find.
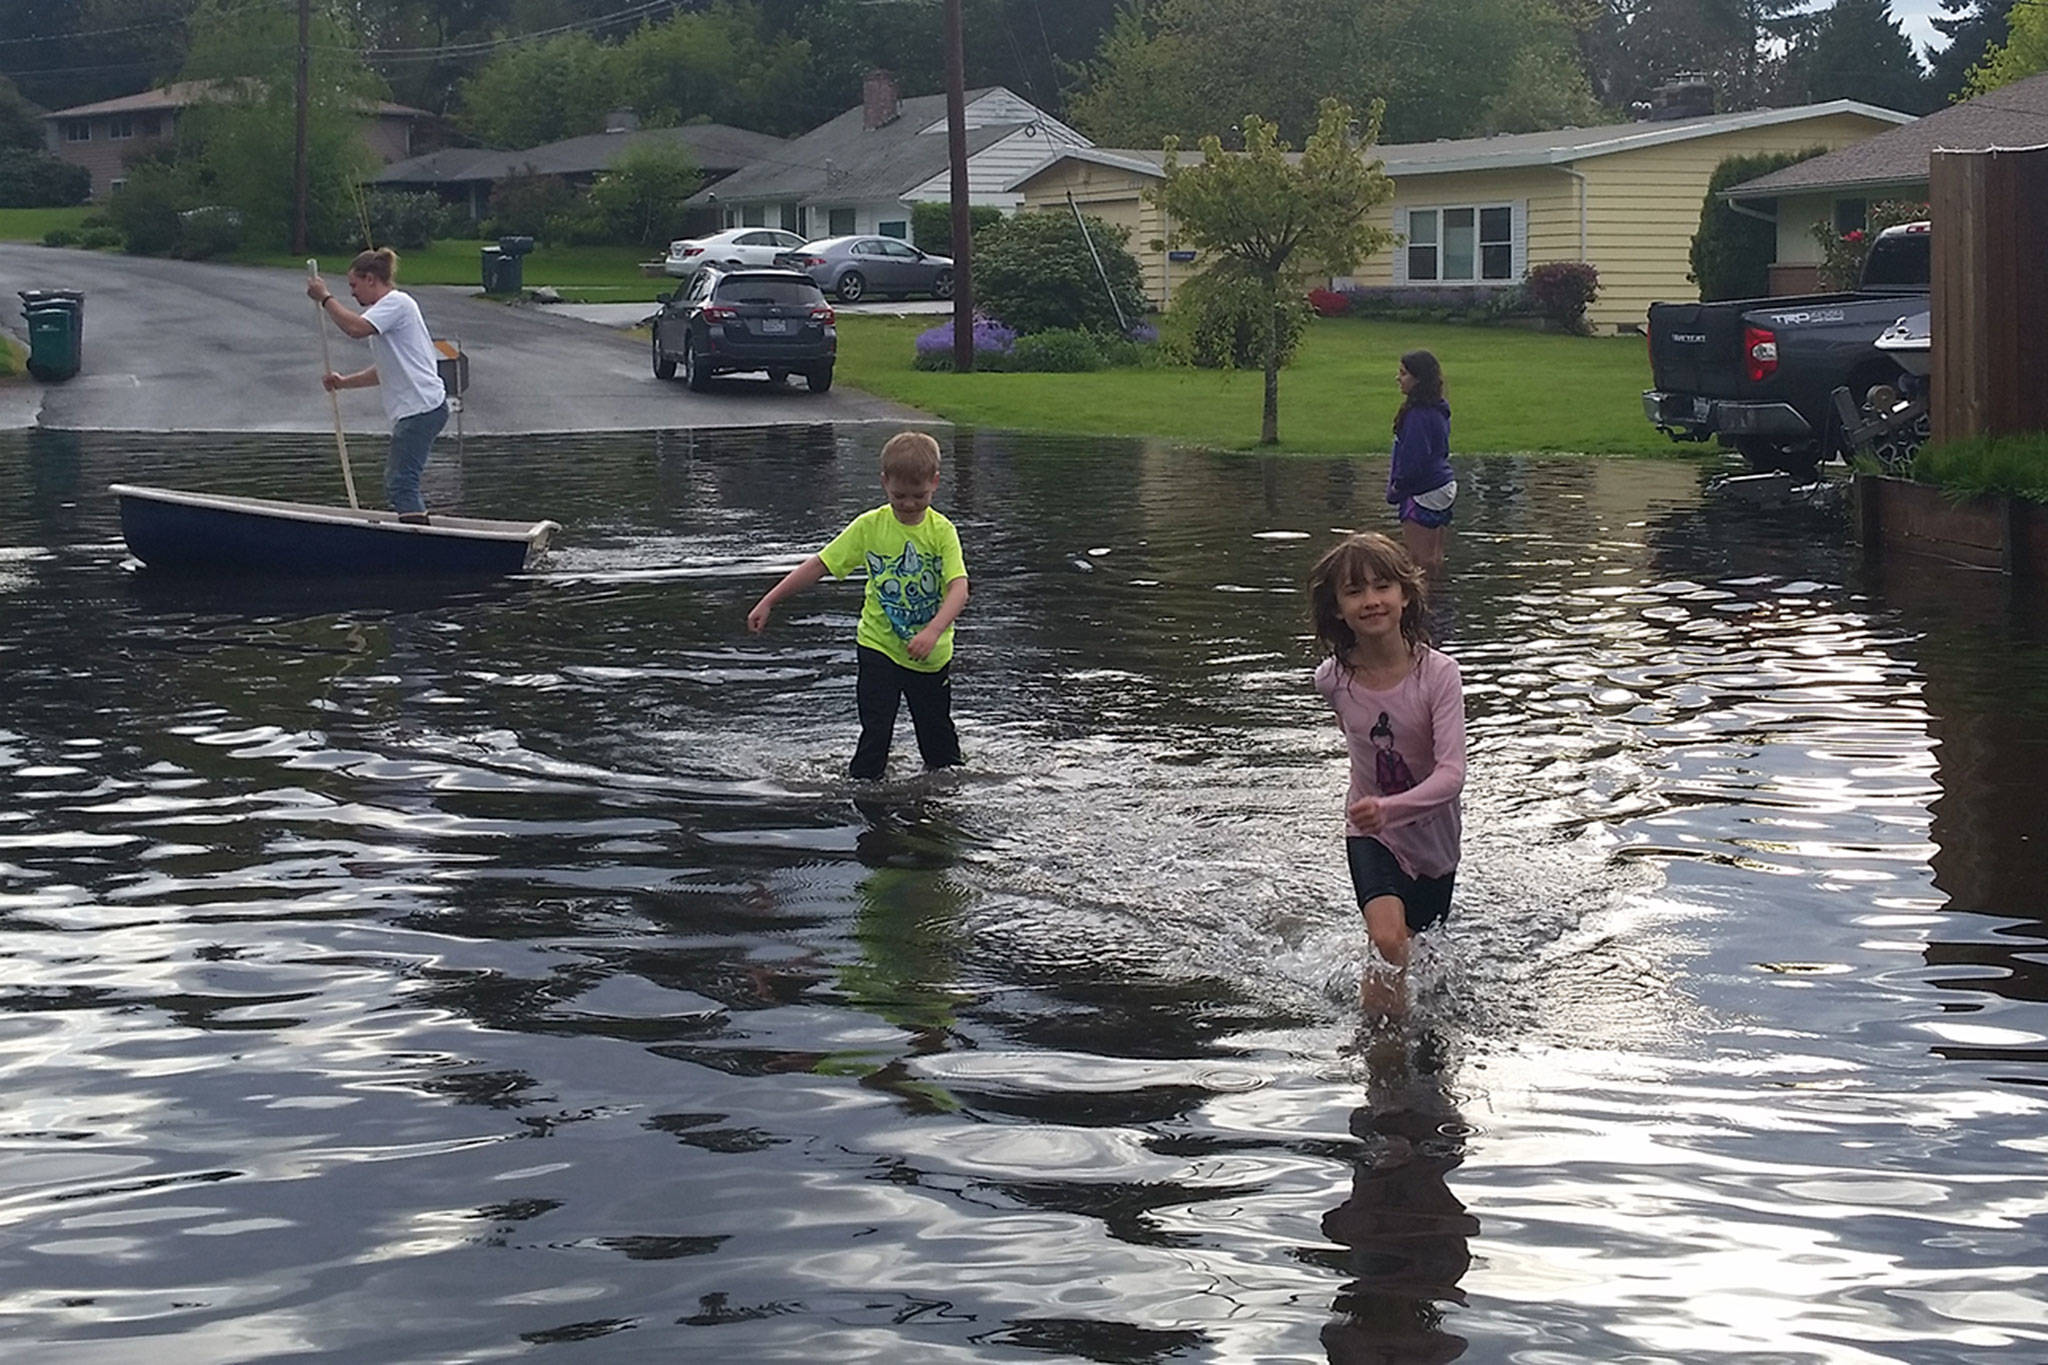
[837,314,1675,456]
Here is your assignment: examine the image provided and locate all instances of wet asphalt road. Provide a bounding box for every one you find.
[0,244,929,435]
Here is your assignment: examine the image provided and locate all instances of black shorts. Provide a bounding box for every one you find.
[1346,836,1454,934]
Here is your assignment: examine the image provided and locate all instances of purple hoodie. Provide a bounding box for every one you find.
[1387,399,1453,503]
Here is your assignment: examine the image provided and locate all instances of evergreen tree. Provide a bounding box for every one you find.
[1927,0,2016,100]
[1782,0,1933,113]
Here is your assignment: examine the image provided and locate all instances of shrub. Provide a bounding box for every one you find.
[1522,261,1600,333]
[80,226,123,249]
[1009,328,1107,372]
[584,140,700,247]
[973,209,1148,337]
[487,171,573,239]
[0,148,92,208]
[1811,201,1928,291]
[1690,148,1827,301]
[42,228,80,247]
[910,201,1003,257]
[438,203,477,241]
[106,158,202,256]
[1163,264,1308,370]
[912,316,1017,371]
[1307,287,1350,317]
[175,205,244,260]
[364,189,443,250]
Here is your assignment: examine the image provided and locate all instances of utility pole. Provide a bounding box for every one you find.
[292,0,310,256]
[943,0,974,372]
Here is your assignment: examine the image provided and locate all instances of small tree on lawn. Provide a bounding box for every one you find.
[1149,97,1395,444]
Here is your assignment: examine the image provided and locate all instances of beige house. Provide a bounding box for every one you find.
[1009,100,1910,334]
[44,81,434,200]
[1723,71,2048,294]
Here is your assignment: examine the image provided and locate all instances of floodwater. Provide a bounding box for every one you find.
[1,425,2045,1364]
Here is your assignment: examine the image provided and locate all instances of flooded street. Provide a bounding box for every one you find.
[0,426,2044,1362]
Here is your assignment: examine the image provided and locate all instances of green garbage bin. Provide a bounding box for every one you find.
[19,289,84,382]
[480,246,515,294]
[496,236,533,294]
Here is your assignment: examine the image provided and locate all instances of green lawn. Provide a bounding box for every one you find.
[836,314,1675,456]
[0,206,97,241]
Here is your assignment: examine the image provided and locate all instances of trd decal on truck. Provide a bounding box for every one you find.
[1768,309,1847,325]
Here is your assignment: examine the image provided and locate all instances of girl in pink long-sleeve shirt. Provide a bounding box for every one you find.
[1308,533,1466,995]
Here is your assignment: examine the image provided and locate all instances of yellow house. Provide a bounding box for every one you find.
[1009,100,1911,334]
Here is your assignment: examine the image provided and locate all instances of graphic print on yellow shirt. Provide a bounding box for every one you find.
[818,505,967,671]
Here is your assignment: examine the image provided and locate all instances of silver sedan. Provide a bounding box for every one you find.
[773,236,954,303]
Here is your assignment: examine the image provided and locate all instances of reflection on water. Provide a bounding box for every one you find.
[0,426,2044,1362]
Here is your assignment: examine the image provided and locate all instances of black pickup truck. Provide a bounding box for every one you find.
[1643,222,1930,474]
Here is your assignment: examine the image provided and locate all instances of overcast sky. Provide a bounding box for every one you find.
[1890,0,1950,57]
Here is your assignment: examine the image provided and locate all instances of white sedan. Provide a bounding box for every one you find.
[663,228,808,279]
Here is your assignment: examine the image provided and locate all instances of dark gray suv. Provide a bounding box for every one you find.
[651,267,836,393]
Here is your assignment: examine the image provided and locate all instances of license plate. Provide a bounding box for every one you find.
[757,319,788,335]
[1692,397,1712,422]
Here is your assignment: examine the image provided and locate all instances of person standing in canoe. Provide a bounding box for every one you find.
[307,249,448,525]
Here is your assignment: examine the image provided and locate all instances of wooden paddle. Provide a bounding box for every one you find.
[308,259,361,510]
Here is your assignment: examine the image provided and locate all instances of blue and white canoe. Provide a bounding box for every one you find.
[111,484,560,576]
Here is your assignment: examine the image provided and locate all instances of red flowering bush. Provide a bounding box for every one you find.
[1810,201,1927,290]
[1522,261,1601,333]
[1307,287,1350,317]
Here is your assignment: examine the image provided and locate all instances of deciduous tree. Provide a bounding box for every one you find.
[1965,0,2048,93]
[1150,98,1396,443]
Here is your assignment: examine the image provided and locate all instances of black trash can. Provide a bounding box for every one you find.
[19,289,84,381]
[479,246,513,294]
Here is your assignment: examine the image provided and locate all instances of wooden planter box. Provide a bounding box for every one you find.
[1854,473,2048,576]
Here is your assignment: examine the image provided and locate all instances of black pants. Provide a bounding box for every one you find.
[852,645,961,779]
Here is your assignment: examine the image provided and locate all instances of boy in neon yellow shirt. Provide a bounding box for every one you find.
[746,431,970,779]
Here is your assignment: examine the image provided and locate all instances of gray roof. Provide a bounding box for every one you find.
[1728,71,2048,199]
[1007,99,1911,190]
[375,123,786,186]
[688,87,1023,205]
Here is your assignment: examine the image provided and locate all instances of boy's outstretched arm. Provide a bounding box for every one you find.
[907,575,970,660]
[747,554,829,633]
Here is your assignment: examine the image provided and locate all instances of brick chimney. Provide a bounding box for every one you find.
[862,69,900,130]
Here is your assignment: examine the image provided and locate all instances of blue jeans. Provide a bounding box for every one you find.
[386,403,448,514]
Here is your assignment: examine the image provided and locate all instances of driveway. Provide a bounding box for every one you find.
[0,244,931,435]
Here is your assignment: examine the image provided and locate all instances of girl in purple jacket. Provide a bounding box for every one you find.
[1389,349,1455,569]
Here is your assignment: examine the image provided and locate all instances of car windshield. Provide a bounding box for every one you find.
[714,279,823,306]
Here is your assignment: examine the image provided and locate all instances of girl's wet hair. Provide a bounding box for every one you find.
[1307,532,1430,662]
[1395,348,1445,429]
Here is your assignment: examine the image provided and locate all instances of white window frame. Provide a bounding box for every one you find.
[1398,202,1520,285]
[64,120,91,143]
[108,115,135,140]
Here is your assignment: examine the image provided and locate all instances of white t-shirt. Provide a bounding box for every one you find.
[361,289,446,423]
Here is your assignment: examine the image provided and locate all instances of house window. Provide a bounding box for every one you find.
[878,219,907,239]
[779,202,802,233]
[740,204,765,227]
[827,207,855,236]
[63,120,90,143]
[1404,205,1515,283]
[109,179,127,194]
[1834,199,1867,234]
[108,115,135,140]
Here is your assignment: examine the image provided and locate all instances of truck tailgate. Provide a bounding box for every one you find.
[1647,301,1753,396]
